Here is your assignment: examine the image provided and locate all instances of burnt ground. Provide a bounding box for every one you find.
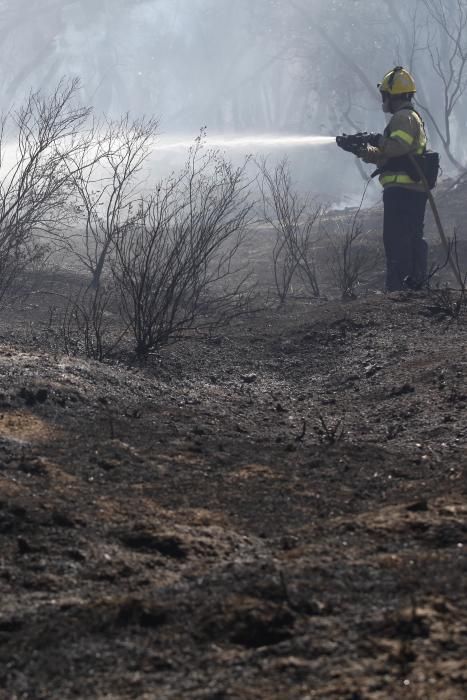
[0,290,466,699]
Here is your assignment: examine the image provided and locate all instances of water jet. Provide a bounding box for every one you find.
[156,134,336,151]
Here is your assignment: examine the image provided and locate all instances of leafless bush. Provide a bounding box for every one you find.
[444,230,467,293]
[428,285,467,319]
[0,78,91,302]
[66,114,158,288]
[258,157,322,303]
[425,232,467,319]
[60,284,124,361]
[0,239,52,306]
[271,235,297,305]
[112,141,254,360]
[325,219,380,300]
[314,412,346,445]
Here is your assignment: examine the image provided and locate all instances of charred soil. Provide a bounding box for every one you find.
[0,292,466,699]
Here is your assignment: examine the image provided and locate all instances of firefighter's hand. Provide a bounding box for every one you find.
[360,146,381,164]
[366,133,383,148]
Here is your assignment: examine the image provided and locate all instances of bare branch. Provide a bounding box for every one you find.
[0,78,92,301]
[112,140,254,359]
[65,113,159,288]
[258,156,322,303]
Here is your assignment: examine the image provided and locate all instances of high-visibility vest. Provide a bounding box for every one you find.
[379,109,427,187]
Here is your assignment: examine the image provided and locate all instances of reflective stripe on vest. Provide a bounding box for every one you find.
[391,129,414,145]
[381,111,427,186]
[380,173,419,186]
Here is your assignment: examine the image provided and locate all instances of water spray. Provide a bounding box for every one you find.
[156,134,336,151]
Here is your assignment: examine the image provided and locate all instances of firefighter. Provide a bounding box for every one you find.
[361,67,428,292]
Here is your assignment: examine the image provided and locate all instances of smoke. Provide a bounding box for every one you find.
[0,0,394,203]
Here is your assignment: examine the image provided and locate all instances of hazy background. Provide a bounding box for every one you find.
[1,0,466,204]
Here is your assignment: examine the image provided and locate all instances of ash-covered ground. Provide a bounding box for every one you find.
[0,287,466,699]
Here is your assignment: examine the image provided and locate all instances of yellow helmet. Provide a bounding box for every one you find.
[378,66,416,95]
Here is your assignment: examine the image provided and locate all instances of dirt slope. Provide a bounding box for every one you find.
[0,294,466,699]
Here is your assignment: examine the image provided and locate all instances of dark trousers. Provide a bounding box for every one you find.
[383,187,428,292]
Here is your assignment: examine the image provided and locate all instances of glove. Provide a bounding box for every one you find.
[360,146,381,164]
[366,133,383,147]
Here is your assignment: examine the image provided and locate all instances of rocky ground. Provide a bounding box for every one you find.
[0,287,465,699]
